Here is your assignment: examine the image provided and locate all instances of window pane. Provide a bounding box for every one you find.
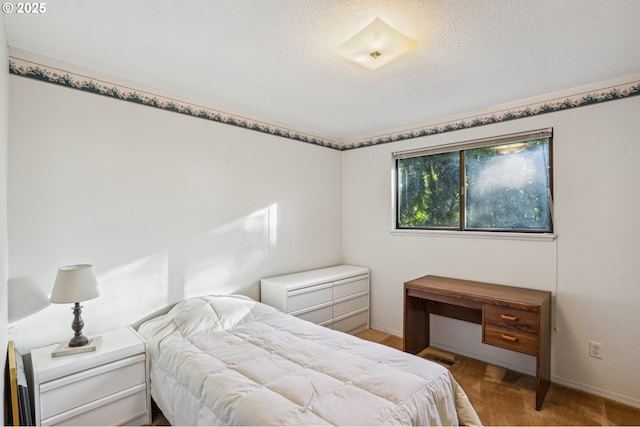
[397,152,460,228]
[465,139,551,231]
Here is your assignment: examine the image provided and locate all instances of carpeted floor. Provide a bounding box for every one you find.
[151,329,640,425]
[356,329,640,426]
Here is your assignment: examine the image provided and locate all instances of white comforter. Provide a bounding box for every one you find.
[138,295,481,426]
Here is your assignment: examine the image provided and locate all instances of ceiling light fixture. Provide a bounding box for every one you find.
[335,17,417,70]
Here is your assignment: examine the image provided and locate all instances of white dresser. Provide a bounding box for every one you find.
[261,265,370,334]
[30,327,150,426]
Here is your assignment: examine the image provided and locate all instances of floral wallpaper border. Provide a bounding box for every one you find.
[344,79,640,150]
[8,57,341,150]
[9,56,640,151]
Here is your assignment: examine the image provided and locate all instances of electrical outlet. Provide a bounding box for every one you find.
[589,341,603,359]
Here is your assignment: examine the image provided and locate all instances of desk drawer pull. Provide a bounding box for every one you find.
[500,314,519,321]
[501,334,519,342]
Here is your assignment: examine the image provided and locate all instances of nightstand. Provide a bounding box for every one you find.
[31,327,150,426]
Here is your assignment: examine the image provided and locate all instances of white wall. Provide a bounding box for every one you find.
[0,15,9,424]
[6,50,639,410]
[342,96,640,406]
[8,76,343,353]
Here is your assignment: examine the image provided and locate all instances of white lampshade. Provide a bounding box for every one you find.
[335,17,417,70]
[50,264,100,304]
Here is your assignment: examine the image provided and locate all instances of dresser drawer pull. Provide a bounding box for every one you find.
[501,334,519,342]
[500,314,519,321]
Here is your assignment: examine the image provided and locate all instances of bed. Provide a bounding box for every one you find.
[137,295,481,426]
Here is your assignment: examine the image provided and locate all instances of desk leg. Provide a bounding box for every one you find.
[536,302,552,410]
[404,294,429,354]
[536,363,551,410]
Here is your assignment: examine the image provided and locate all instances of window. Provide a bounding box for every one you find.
[393,129,553,233]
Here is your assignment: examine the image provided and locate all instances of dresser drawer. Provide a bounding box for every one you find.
[287,283,333,313]
[40,355,146,420]
[333,275,369,300]
[333,309,369,334]
[483,304,539,355]
[333,293,368,318]
[294,304,333,324]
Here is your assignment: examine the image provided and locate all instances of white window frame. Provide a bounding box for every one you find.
[390,128,555,241]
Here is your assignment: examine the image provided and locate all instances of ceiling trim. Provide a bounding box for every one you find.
[8,56,640,151]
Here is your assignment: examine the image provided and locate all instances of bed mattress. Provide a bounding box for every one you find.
[138,295,481,426]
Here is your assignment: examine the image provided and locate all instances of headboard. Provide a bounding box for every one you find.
[130,302,178,331]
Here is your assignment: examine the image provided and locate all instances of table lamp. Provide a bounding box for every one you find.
[50,264,100,347]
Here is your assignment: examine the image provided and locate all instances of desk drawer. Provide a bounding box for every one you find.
[483,326,538,355]
[483,304,539,333]
[483,304,539,355]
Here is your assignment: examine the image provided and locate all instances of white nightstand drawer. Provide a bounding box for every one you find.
[333,293,368,318]
[43,385,148,426]
[333,275,369,299]
[287,283,332,312]
[40,354,146,419]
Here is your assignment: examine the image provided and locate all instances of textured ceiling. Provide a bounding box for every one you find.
[5,0,640,144]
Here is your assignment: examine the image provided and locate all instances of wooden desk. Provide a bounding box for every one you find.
[404,275,551,410]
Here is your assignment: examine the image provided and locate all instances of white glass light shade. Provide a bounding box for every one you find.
[335,17,417,70]
[50,264,100,303]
